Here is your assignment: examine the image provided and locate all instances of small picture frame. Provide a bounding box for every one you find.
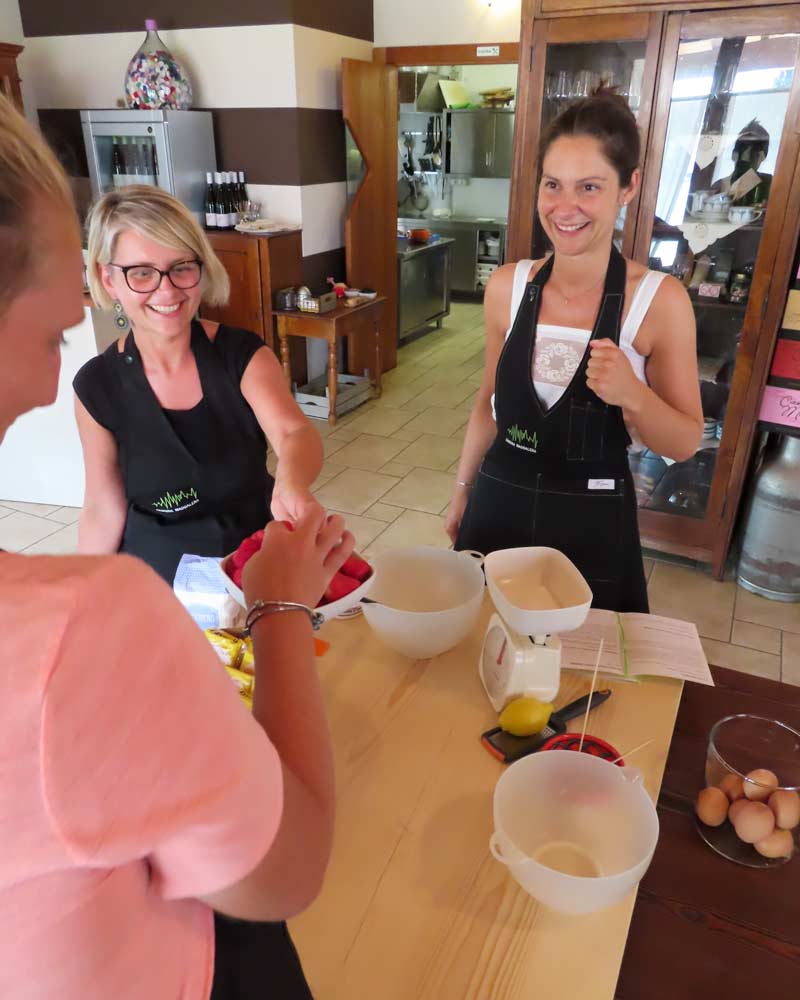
[698,282,723,299]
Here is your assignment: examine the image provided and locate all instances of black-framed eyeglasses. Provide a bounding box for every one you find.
[109,258,203,294]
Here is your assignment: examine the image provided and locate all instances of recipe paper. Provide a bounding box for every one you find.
[561,610,714,685]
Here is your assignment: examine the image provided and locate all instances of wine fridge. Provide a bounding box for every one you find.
[81,108,216,220]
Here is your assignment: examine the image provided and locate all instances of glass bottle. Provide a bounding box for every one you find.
[125,19,193,110]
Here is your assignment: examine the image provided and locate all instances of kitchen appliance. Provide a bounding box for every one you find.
[81,108,216,221]
[480,547,593,711]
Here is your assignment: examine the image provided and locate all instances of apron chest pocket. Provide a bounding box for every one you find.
[567,400,609,463]
[530,474,625,584]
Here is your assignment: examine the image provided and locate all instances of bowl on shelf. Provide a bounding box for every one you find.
[408,228,432,243]
[696,714,800,868]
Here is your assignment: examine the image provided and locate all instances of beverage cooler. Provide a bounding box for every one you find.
[80,109,216,220]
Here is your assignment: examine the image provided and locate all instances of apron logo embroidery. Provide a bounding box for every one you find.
[153,487,200,514]
[506,424,539,453]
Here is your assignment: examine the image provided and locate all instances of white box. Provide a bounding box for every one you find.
[295,373,372,421]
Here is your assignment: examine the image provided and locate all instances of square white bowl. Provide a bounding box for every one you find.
[484,547,592,636]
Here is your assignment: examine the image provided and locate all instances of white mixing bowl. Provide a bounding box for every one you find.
[490,749,659,915]
[361,546,485,658]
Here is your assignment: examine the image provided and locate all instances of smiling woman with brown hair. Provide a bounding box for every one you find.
[446,89,703,613]
[0,93,352,1000]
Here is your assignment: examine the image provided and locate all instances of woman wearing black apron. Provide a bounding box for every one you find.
[447,90,703,612]
[74,187,323,998]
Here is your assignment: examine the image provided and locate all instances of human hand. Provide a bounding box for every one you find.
[242,508,355,609]
[271,482,324,524]
[586,339,643,409]
[444,486,470,544]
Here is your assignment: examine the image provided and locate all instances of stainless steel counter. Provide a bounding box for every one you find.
[396,237,454,342]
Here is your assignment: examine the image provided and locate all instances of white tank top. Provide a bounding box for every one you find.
[491,261,666,418]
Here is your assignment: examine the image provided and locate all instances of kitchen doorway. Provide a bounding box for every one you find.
[375,43,520,364]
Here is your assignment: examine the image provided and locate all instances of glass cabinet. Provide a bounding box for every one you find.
[510,4,800,573]
[633,15,800,548]
[535,37,650,257]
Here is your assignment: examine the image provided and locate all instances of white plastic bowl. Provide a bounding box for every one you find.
[490,750,659,915]
[485,547,592,636]
[218,552,375,622]
[361,546,485,658]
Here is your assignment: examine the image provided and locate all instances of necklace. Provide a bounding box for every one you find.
[549,272,605,306]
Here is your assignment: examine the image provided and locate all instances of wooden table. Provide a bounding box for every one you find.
[275,297,386,424]
[617,666,800,999]
[290,597,684,998]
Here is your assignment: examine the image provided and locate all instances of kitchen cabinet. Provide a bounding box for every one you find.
[0,42,24,113]
[200,229,305,368]
[447,110,515,179]
[402,218,507,294]
[396,237,454,341]
[509,3,800,576]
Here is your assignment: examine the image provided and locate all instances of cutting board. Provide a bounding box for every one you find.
[439,79,471,108]
[290,596,684,999]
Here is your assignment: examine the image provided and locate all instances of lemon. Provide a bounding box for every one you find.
[498,696,553,737]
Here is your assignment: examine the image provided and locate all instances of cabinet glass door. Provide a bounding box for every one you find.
[83,122,169,196]
[534,39,648,257]
[633,27,800,522]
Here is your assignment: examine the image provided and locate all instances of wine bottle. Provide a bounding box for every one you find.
[204,172,217,229]
[213,172,226,229]
[141,141,156,184]
[237,170,247,213]
[111,136,124,188]
[224,172,237,227]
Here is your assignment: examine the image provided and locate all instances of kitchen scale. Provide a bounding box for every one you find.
[479,547,593,711]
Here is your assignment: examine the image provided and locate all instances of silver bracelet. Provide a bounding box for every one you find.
[244,600,325,635]
[456,479,473,489]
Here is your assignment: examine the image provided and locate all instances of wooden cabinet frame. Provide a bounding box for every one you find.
[0,42,24,113]
[507,7,663,262]
[510,1,800,575]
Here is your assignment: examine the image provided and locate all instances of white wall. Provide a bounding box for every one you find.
[459,63,518,102]
[451,177,510,219]
[374,0,521,47]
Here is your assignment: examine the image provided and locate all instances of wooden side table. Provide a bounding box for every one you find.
[275,297,385,424]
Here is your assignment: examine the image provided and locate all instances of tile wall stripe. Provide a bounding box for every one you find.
[19,1,372,41]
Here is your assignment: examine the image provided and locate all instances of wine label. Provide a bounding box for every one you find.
[205,213,217,228]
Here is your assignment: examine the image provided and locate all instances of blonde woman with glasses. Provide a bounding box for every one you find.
[74,185,323,584]
[0,95,352,999]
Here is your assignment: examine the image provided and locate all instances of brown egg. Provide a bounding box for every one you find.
[733,801,775,844]
[768,789,800,830]
[719,773,745,802]
[743,768,779,802]
[695,786,729,827]
[754,828,795,860]
[728,799,750,825]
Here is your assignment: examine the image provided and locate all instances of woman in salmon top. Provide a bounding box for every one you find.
[0,93,352,1000]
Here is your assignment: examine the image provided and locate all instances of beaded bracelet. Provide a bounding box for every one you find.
[245,600,325,636]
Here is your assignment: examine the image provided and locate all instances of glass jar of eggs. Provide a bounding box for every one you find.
[695,714,800,868]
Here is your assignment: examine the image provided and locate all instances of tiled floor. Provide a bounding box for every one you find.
[3,302,799,683]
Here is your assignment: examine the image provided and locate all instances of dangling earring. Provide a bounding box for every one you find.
[113,299,129,331]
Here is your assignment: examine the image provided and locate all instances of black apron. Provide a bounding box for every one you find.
[456,246,649,614]
[107,324,313,997]
[106,321,273,585]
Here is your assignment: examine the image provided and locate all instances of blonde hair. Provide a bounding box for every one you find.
[0,94,75,313]
[86,185,230,309]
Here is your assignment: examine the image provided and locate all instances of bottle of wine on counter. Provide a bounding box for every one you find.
[213,172,227,229]
[204,172,217,229]
[237,170,247,213]
[225,172,238,227]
